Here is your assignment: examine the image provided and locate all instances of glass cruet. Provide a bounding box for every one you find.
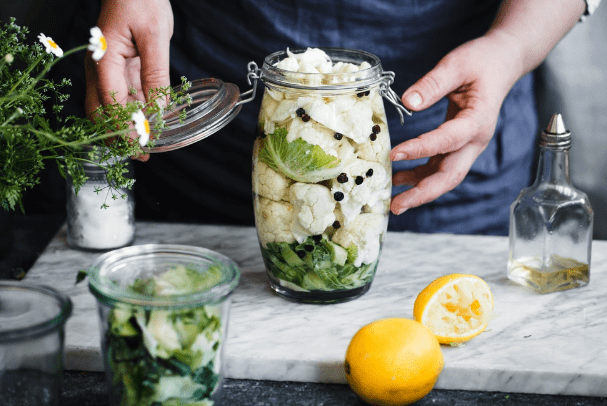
[507,113,593,293]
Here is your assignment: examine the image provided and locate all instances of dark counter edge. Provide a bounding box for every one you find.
[63,371,607,406]
[2,213,607,405]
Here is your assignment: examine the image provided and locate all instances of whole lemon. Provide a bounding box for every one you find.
[344,318,444,406]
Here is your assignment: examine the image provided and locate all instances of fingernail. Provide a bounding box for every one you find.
[392,206,407,215]
[405,92,422,108]
[392,153,406,161]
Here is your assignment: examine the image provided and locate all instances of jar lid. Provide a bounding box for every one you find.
[88,244,240,308]
[0,282,73,342]
[145,78,246,153]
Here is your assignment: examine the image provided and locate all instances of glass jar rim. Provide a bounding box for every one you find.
[0,281,73,343]
[260,47,384,91]
[88,244,240,309]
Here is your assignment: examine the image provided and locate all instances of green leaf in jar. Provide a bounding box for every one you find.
[259,126,341,183]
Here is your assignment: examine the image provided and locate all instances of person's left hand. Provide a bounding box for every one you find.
[390,32,523,215]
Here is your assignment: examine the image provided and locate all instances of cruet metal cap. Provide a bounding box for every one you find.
[540,113,571,149]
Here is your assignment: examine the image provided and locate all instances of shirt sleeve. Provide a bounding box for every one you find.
[581,0,602,21]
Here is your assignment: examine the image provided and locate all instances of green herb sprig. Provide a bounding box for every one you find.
[0,18,190,211]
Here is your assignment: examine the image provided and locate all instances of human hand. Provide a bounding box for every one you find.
[84,0,174,162]
[389,33,523,215]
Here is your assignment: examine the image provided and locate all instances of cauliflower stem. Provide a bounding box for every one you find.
[261,235,377,292]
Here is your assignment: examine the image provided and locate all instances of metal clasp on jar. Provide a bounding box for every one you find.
[236,61,261,106]
[379,71,412,125]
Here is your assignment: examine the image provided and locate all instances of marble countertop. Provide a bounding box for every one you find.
[23,222,607,397]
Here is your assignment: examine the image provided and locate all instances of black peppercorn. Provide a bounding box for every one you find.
[296,250,306,259]
[337,173,348,183]
[332,220,341,229]
[357,92,365,98]
[366,168,374,177]
[370,133,377,141]
[355,176,364,185]
[304,244,314,252]
[312,234,322,243]
[302,114,311,122]
[296,107,305,117]
[334,191,345,201]
[364,90,370,96]
[372,124,381,134]
[334,132,343,140]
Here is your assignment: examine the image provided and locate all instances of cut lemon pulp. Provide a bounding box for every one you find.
[413,274,493,344]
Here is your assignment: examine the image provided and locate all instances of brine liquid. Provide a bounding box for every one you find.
[507,255,589,294]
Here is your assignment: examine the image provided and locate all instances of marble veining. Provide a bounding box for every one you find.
[23,222,607,396]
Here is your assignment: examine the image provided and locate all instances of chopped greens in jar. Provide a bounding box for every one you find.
[105,264,224,406]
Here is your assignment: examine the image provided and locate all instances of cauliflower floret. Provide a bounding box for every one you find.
[336,97,375,144]
[270,98,297,123]
[252,160,293,201]
[354,122,391,164]
[331,159,390,225]
[297,95,372,143]
[266,87,284,101]
[289,183,336,243]
[363,190,391,215]
[297,95,375,144]
[369,88,386,119]
[332,61,360,73]
[287,47,331,69]
[255,197,295,246]
[287,119,343,158]
[331,213,387,267]
[317,60,334,74]
[336,138,357,167]
[359,61,372,71]
[276,56,300,71]
[260,93,279,134]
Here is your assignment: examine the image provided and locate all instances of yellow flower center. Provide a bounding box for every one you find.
[143,119,150,134]
[49,39,58,49]
[100,36,107,51]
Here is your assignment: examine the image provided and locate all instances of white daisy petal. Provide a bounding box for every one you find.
[38,33,63,57]
[132,110,150,147]
[87,26,107,61]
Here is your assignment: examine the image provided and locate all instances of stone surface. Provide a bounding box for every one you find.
[60,372,607,406]
[23,222,607,397]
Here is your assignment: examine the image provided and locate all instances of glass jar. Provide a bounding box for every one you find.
[66,151,135,251]
[251,48,407,304]
[88,244,240,406]
[0,281,73,406]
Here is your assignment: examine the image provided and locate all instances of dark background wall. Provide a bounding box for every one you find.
[2,1,607,238]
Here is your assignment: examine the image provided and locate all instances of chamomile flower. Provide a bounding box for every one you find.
[132,110,150,147]
[37,33,63,57]
[88,26,107,61]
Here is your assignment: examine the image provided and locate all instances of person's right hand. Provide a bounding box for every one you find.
[85,0,174,161]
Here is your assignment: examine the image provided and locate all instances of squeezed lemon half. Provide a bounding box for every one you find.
[413,274,494,344]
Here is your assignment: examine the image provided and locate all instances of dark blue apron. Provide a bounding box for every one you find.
[132,0,538,236]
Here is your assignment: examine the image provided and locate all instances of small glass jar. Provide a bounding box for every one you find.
[0,281,73,406]
[252,48,407,304]
[88,244,240,406]
[66,152,135,251]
